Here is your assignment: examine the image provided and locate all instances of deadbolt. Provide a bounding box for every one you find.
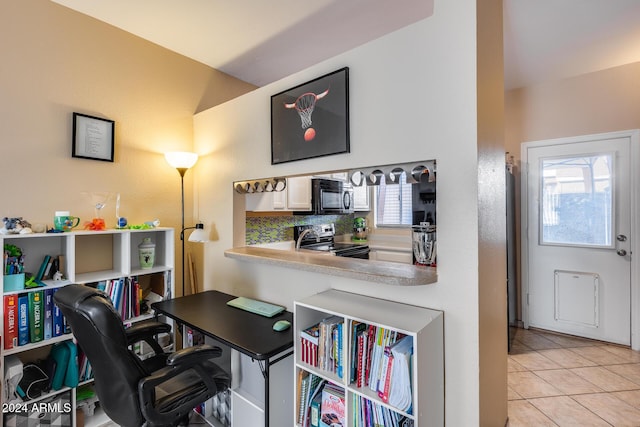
[617,234,627,242]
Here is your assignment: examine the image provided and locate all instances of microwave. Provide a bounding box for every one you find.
[297,178,354,215]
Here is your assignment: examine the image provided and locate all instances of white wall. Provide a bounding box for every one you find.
[193,1,505,424]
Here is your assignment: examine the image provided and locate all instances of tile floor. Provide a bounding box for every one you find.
[508,327,640,426]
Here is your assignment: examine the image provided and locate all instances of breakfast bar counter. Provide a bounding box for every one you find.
[224,246,437,286]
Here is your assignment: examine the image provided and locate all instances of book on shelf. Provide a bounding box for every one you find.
[78,347,93,382]
[28,290,44,343]
[319,382,345,427]
[44,288,54,340]
[17,294,29,345]
[95,277,143,321]
[3,294,18,349]
[186,328,205,347]
[387,335,413,412]
[350,321,366,383]
[35,255,51,282]
[317,316,342,375]
[297,371,326,427]
[310,390,322,427]
[53,288,67,337]
[353,395,414,427]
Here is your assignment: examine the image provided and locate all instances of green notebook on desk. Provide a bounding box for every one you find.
[226,296,285,317]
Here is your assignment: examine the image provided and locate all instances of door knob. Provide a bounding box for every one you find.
[617,234,627,242]
[617,249,627,256]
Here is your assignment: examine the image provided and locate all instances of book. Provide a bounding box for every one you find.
[3,294,18,349]
[319,383,345,427]
[318,316,341,373]
[310,389,323,427]
[350,321,366,383]
[357,330,368,388]
[304,375,325,427]
[297,372,311,425]
[44,288,54,339]
[43,257,54,279]
[28,290,44,342]
[387,335,413,412]
[17,294,29,345]
[53,289,65,337]
[35,255,51,282]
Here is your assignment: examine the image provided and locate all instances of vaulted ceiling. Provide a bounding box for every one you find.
[52,0,640,90]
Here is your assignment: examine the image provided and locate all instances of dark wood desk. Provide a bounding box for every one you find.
[152,290,294,427]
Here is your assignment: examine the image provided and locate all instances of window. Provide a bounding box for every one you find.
[375,172,413,226]
[540,153,613,247]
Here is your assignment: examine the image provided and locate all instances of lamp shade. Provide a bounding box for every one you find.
[188,223,208,242]
[165,151,198,169]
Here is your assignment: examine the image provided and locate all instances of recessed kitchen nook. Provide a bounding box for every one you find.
[225,160,438,286]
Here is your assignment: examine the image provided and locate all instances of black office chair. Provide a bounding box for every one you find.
[53,284,229,427]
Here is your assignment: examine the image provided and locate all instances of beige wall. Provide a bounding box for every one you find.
[194,1,507,424]
[506,62,640,156]
[505,61,640,321]
[1,0,254,294]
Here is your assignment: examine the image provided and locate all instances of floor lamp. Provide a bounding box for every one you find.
[165,151,207,297]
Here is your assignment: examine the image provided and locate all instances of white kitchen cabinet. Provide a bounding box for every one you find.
[246,176,311,212]
[1,228,175,427]
[294,289,443,426]
[285,176,312,211]
[353,185,370,211]
[246,191,286,211]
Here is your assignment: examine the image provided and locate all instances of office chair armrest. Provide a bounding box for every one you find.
[167,344,223,366]
[126,320,172,356]
[138,349,228,425]
[126,320,172,343]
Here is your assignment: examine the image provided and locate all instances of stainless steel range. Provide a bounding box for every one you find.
[294,224,370,259]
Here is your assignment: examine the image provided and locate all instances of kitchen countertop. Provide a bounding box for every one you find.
[224,246,437,286]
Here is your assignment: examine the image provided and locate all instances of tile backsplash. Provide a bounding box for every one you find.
[246,214,353,245]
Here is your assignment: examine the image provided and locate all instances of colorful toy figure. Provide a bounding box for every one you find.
[84,218,106,231]
[1,217,33,234]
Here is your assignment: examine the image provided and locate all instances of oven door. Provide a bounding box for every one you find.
[334,246,370,259]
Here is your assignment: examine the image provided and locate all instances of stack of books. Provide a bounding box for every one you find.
[3,288,70,349]
[78,347,93,382]
[296,371,326,427]
[350,324,413,413]
[300,316,344,378]
[95,277,143,320]
[353,395,414,427]
[296,373,347,427]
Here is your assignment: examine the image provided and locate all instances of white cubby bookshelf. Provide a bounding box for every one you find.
[1,228,175,427]
[294,289,443,427]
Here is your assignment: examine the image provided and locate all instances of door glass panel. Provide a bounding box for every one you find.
[540,153,613,247]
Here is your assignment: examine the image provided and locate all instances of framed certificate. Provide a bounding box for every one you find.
[72,112,115,162]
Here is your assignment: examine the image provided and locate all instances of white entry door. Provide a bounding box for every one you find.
[523,132,632,345]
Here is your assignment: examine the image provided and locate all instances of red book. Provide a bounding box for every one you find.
[356,332,364,387]
[364,324,376,386]
[4,294,18,349]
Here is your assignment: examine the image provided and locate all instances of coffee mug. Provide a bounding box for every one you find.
[54,211,80,232]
